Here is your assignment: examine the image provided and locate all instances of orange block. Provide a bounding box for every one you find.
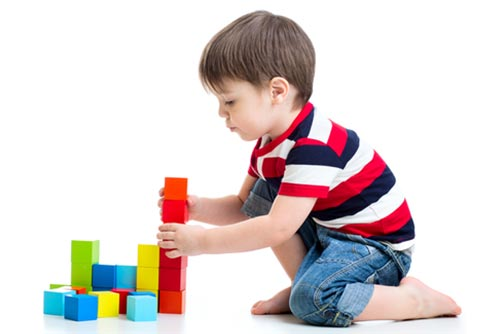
[164,177,188,201]
[159,290,186,314]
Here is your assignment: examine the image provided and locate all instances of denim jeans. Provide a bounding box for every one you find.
[241,179,412,327]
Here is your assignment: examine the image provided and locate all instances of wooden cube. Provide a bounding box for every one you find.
[159,290,186,314]
[64,294,98,321]
[164,177,188,200]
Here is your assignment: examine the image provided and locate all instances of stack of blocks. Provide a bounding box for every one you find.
[43,177,188,321]
[158,177,188,314]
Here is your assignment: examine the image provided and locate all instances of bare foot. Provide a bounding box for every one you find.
[399,277,462,319]
[251,286,292,315]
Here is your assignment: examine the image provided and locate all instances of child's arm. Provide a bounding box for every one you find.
[186,175,257,226]
[157,193,316,258]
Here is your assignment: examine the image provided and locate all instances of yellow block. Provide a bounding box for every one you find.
[137,244,159,268]
[89,291,119,317]
[136,266,159,290]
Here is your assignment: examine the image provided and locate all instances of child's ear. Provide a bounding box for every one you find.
[269,77,289,104]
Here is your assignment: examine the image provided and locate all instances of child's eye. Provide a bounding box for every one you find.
[224,100,234,106]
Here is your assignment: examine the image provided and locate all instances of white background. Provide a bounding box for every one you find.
[1,1,499,332]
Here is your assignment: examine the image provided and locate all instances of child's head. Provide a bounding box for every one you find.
[199,10,315,110]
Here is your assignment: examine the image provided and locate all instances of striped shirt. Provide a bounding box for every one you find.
[248,102,415,250]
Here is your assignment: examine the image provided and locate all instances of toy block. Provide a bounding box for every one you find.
[129,291,156,297]
[115,265,137,289]
[137,244,159,268]
[71,240,100,264]
[136,266,159,290]
[126,295,157,321]
[159,268,186,291]
[88,291,119,318]
[164,177,188,200]
[159,290,186,314]
[72,286,87,294]
[92,264,116,290]
[71,263,93,286]
[159,248,187,268]
[64,294,98,321]
[44,286,77,316]
[111,288,135,314]
[162,199,189,223]
[49,283,69,289]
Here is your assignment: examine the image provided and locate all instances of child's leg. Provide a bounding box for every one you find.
[241,179,315,315]
[288,227,460,327]
[355,277,461,321]
[251,233,306,315]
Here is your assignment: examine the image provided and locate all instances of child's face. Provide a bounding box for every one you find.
[213,79,277,141]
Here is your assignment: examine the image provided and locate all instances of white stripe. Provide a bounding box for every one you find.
[256,139,296,179]
[330,140,374,190]
[308,111,332,143]
[283,164,340,187]
[314,183,405,226]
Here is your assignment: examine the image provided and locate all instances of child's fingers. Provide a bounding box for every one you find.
[159,187,164,196]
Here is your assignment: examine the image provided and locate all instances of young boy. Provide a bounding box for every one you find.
[157,10,461,327]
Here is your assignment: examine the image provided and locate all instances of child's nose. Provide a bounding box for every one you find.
[218,105,229,118]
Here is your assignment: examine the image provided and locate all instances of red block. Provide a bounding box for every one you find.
[159,268,186,291]
[159,248,188,269]
[159,290,186,314]
[162,200,188,223]
[164,177,188,201]
[111,288,134,314]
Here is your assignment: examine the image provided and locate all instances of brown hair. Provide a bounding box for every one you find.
[199,10,315,109]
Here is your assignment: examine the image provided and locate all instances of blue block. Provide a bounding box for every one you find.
[92,264,116,289]
[64,294,98,321]
[116,265,137,289]
[44,287,77,316]
[126,295,157,321]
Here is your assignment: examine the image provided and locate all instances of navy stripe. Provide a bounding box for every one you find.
[312,166,396,220]
[341,129,360,162]
[289,108,314,140]
[287,145,344,168]
[370,218,415,243]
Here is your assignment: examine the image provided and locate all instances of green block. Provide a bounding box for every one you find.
[71,240,100,264]
[71,263,93,286]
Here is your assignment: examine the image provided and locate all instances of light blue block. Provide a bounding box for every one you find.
[126,295,157,321]
[116,265,137,289]
[44,287,77,316]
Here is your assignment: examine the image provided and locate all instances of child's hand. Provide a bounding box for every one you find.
[157,187,199,220]
[157,223,205,258]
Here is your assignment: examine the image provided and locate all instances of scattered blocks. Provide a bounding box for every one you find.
[44,286,77,316]
[46,177,191,321]
[64,294,98,321]
[126,294,158,321]
[88,291,119,318]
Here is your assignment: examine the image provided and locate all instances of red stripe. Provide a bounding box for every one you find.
[279,182,330,198]
[261,157,286,178]
[327,121,348,156]
[335,200,412,237]
[313,151,386,210]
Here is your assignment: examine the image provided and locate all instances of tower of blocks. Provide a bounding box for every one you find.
[43,176,189,321]
[158,177,188,314]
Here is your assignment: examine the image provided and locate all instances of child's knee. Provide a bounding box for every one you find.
[289,283,353,327]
